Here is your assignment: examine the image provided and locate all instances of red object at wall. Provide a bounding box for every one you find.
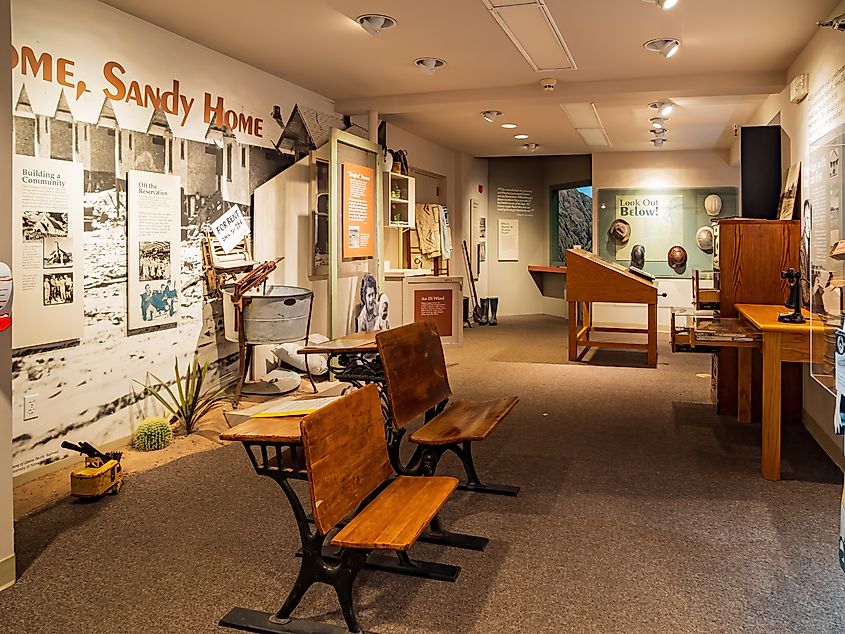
[0,314,10,333]
[478,185,484,194]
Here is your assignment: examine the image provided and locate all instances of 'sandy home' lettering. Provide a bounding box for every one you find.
[204,93,263,137]
[11,45,85,98]
[11,45,265,138]
[103,61,195,127]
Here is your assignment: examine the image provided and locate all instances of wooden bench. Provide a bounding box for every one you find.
[376,320,520,497]
[219,385,458,634]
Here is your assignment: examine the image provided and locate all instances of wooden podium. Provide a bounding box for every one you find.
[566,248,658,366]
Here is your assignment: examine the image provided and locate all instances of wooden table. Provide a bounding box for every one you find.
[735,304,824,481]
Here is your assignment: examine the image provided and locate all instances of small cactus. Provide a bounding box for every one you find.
[132,416,173,452]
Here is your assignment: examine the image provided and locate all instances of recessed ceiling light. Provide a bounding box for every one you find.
[649,117,666,129]
[652,138,666,147]
[650,127,668,136]
[644,38,681,58]
[414,57,447,75]
[482,110,503,123]
[641,0,679,10]
[501,123,518,129]
[524,143,540,152]
[514,133,529,140]
[648,101,674,118]
[356,14,397,35]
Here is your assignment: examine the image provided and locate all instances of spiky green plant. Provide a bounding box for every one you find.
[132,416,173,451]
[138,357,233,434]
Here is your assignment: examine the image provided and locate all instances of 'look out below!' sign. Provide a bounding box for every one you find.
[614,195,683,260]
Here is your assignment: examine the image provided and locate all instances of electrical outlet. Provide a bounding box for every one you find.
[23,394,38,421]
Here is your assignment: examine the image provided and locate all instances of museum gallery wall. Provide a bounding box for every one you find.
[9,0,339,475]
[487,155,592,317]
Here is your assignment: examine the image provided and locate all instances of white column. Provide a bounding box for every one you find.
[0,0,16,592]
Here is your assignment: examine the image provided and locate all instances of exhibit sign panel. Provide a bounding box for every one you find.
[613,195,683,260]
[127,170,181,331]
[12,155,84,349]
[498,219,519,261]
[596,187,737,277]
[342,163,375,259]
[414,289,454,337]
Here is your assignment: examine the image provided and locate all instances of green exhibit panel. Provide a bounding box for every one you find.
[596,186,738,278]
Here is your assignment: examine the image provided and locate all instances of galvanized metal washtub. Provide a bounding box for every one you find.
[222,285,313,344]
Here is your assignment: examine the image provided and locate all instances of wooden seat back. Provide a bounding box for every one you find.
[376,320,452,430]
[300,384,393,536]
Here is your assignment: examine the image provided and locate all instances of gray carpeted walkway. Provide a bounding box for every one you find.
[1,315,844,633]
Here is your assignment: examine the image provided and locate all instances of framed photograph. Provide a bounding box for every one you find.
[43,272,74,306]
[43,237,73,269]
[23,210,68,241]
[139,241,171,281]
[778,162,801,220]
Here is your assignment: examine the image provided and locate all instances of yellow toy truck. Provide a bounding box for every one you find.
[61,441,123,498]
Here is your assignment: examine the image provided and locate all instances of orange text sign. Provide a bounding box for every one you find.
[342,163,375,259]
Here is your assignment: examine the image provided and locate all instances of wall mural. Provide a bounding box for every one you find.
[9,0,348,475]
[551,186,592,266]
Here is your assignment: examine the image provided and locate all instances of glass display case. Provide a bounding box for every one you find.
[807,125,845,394]
[670,307,761,353]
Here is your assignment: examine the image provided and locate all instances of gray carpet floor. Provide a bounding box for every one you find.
[1,314,844,633]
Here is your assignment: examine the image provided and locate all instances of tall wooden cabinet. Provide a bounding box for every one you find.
[714,219,801,417]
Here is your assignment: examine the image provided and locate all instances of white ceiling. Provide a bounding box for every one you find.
[100,0,842,156]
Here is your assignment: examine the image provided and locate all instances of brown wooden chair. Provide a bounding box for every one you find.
[250,384,457,634]
[376,320,520,496]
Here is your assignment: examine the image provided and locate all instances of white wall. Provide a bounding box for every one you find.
[1,0,16,591]
[591,150,740,329]
[740,2,845,463]
[457,153,489,298]
[486,155,592,318]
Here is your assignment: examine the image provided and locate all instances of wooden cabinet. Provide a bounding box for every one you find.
[384,172,415,228]
[713,219,801,417]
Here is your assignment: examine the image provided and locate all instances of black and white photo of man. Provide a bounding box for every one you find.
[43,273,73,306]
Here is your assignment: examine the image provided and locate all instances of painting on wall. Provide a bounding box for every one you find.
[551,185,592,265]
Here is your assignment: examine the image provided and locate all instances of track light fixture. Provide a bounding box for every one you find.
[482,110,503,123]
[642,0,679,10]
[356,14,397,35]
[414,57,447,75]
[644,38,681,58]
[648,101,674,118]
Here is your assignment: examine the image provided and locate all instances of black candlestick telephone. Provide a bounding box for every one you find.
[778,268,805,323]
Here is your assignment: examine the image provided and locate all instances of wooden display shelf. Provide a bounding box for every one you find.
[528,265,566,274]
